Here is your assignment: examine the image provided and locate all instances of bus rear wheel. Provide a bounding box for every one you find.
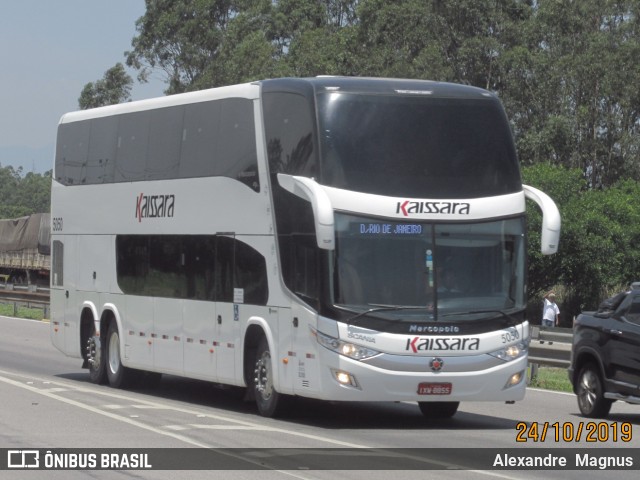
[105,322,133,388]
[253,336,287,417]
[418,401,459,419]
[87,335,107,384]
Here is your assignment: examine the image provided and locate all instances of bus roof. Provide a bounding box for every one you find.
[59,76,497,125]
[261,76,496,99]
[59,81,260,124]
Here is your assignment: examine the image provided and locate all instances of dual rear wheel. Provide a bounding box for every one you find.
[86,322,159,389]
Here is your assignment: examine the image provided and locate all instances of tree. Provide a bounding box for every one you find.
[78,63,133,109]
[0,165,51,217]
[125,0,239,94]
[504,0,640,187]
[522,164,582,303]
[523,163,640,321]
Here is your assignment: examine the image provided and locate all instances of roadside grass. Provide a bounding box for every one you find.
[529,366,573,393]
[0,303,46,321]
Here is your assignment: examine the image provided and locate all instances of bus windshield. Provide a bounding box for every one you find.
[316,92,521,198]
[331,214,526,321]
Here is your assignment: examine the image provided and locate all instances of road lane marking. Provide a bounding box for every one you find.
[0,369,526,478]
[0,372,317,480]
[0,370,370,448]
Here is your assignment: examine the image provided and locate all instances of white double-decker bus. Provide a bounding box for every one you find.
[50,77,560,418]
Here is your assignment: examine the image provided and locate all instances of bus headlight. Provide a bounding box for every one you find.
[315,330,381,360]
[489,341,528,362]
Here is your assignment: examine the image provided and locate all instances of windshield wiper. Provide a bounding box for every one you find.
[440,308,522,326]
[345,304,433,326]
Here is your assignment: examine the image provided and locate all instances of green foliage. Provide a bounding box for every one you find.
[78,63,133,109]
[0,165,51,217]
[529,366,572,393]
[0,302,46,321]
[125,0,240,93]
[505,0,640,187]
[523,164,640,321]
[522,164,583,303]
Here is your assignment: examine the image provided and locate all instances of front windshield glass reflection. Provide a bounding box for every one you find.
[317,93,521,199]
[332,214,525,321]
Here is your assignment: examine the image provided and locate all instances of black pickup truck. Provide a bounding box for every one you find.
[569,286,640,418]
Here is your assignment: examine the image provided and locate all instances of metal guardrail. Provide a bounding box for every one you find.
[0,282,50,294]
[0,283,50,319]
[529,326,572,368]
[527,326,572,385]
[0,297,49,319]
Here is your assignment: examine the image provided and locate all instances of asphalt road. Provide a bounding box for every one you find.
[1,315,639,480]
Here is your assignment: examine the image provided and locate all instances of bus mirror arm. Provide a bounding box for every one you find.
[277,174,335,250]
[523,184,561,255]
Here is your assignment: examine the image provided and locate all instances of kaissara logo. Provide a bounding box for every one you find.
[135,193,175,222]
[396,200,470,217]
[406,336,480,353]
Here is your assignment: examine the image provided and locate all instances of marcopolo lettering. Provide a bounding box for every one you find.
[136,193,175,222]
[396,200,470,217]
[409,324,461,334]
[406,336,480,353]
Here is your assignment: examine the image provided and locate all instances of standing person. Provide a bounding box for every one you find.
[541,291,560,344]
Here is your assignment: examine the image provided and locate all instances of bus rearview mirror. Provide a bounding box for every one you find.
[523,184,561,255]
[277,174,335,250]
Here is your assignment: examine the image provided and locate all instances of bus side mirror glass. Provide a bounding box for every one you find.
[277,174,335,250]
[523,184,561,255]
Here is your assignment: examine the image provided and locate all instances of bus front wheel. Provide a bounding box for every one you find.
[253,336,287,417]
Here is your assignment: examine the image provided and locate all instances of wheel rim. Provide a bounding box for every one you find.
[108,331,121,375]
[577,369,598,412]
[87,336,101,371]
[255,350,273,401]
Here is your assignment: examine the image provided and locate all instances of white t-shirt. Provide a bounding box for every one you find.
[543,298,560,322]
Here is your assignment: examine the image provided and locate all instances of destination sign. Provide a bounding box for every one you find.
[355,223,423,236]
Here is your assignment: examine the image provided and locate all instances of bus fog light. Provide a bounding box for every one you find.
[331,369,360,388]
[505,371,524,388]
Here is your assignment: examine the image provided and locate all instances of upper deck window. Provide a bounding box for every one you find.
[317,93,521,199]
[55,98,259,191]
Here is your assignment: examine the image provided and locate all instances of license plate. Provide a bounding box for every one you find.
[417,382,452,395]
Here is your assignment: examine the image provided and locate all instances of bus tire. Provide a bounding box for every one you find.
[418,401,459,419]
[87,335,107,384]
[253,336,287,417]
[105,322,133,388]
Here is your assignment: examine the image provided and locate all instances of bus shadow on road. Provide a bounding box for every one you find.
[58,371,522,430]
[277,398,522,430]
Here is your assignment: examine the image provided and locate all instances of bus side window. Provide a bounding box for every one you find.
[215,237,235,303]
[52,240,64,286]
[233,239,268,306]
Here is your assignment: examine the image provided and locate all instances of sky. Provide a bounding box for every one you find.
[0,0,166,175]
